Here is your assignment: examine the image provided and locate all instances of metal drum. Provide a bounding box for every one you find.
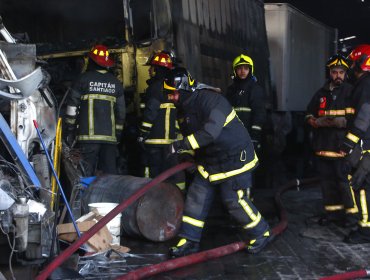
[81,175,184,242]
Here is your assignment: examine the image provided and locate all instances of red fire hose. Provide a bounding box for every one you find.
[116,177,320,280]
[37,167,369,280]
[36,161,193,280]
[319,270,370,280]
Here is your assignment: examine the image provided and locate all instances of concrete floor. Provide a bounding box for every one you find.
[2,155,370,279]
[75,186,370,280]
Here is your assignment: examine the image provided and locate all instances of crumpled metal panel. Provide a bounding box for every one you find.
[0,42,57,156]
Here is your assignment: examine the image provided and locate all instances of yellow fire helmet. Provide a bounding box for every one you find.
[232,54,254,74]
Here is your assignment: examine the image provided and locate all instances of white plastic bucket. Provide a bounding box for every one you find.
[88,202,122,245]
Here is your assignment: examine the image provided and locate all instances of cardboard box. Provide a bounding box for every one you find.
[57,220,113,252]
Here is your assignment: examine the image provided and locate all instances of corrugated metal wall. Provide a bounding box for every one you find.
[172,0,271,99]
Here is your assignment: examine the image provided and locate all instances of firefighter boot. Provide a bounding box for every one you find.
[344,230,370,244]
[246,230,275,254]
[342,213,359,229]
[169,238,200,258]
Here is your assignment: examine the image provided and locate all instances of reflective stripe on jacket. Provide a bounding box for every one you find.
[67,70,125,143]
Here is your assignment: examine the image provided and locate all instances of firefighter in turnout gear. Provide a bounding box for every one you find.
[306,54,358,227]
[64,44,125,176]
[164,67,273,258]
[137,51,182,185]
[225,54,267,198]
[225,54,266,151]
[339,45,370,244]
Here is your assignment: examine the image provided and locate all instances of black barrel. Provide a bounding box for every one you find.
[81,175,184,242]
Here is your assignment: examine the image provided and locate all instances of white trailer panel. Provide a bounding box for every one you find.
[265,3,337,111]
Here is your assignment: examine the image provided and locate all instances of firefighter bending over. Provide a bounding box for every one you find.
[339,44,370,244]
[164,67,274,258]
[64,44,125,176]
[306,54,358,227]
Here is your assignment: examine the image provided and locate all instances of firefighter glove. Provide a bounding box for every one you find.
[346,144,362,169]
[315,117,334,127]
[168,141,186,156]
[307,117,318,128]
[339,138,356,155]
[178,152,196,173]
[331,117,347,128]
[137,131,149,150]
[351,154,370,190]
[250,129,262,151]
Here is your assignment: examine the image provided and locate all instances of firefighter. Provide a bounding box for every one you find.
[225,54,266,152]
[64,44,125,176]
[225,54,267,198]
[164,67,273,258]
[306,54,358,227]
[339,44,370,243]
[137,51,182,185]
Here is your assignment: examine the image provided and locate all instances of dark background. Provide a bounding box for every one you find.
[266,0,370,51]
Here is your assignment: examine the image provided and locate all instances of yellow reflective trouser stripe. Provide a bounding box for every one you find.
[142,122,153,128]
[251,125,262,131]
[145,139,174,144]
[144,167,150,178]
[181,150,195,156]
[177,238,187,246]
[187,134,200,149]
[315,151,345,158]
[234,107,251,112]
[208,153,258,182]
[197,165,209,179]
[237,190,257,219]
[160,103,176,109]
[346,132,360,143]
[363,150,370,154]
[116,124,124,130]
[346,185,359,214]
[244,212,262,229]
[183,216,204,228]
[325,205,344,211]
[224,110,237,126]
[359,190,370,227]
[81,94,116,102]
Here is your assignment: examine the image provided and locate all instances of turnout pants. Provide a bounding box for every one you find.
[316,157,358,220]
[78,143,117,176]
[140,145,185,188]
[354,186,370,237]
[179,171,269,242]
